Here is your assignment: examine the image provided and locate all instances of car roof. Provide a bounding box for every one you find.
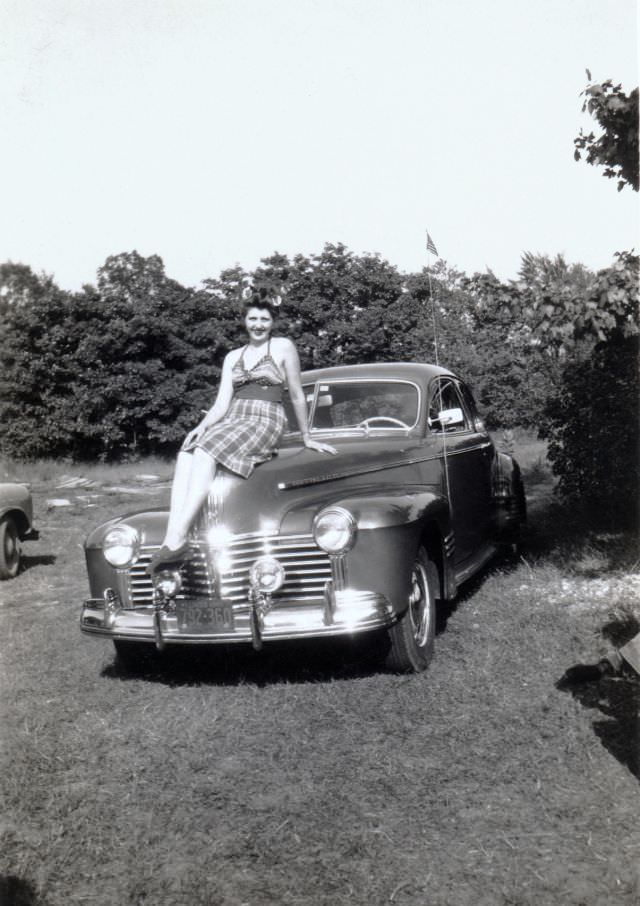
[300,361,455,384]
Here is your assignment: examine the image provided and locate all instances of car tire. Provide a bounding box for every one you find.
[0,517,21,580]
[385,546,437,673]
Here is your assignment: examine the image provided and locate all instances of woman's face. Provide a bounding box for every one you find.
[244,306,274,343]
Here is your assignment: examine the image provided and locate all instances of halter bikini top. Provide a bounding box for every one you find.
[232,340,285,403]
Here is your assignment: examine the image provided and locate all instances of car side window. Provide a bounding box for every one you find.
[458,382,485,432]
[428,379,469,433]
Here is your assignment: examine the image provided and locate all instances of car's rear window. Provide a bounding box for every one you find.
[284,380,420,433]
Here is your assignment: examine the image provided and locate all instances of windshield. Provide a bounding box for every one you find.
[284,380,420,434]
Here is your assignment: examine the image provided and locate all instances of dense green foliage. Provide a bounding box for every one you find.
[568,74,639,522]
[542,334,639,526]
[574,75,639,191]
[468,251,639,525]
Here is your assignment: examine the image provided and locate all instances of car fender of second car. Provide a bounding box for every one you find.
[0,483,36,538]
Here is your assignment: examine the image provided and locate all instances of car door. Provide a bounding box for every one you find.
[427,377,494,564]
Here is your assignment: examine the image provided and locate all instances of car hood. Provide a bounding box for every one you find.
[86,435,436,546]
[271,433,424,480]
[210,435,435,535]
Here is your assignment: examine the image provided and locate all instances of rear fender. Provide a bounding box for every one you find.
[492,454,526,538]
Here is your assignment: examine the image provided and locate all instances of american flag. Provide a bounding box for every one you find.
[426,231,439,256]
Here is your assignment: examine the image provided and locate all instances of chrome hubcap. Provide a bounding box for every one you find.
[408,562,431,646]
[3,526,19,567]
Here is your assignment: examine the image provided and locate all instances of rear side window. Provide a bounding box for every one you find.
[458,382,485,432]
[428,379,469,433]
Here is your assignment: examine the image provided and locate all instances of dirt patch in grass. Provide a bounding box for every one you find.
[1,454,639,906]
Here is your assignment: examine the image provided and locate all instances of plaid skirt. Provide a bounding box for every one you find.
[181,398,287,479]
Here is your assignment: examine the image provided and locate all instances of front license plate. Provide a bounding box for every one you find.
[175,600,235,633]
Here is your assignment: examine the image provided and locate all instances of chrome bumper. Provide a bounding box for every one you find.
[80,586,395,644]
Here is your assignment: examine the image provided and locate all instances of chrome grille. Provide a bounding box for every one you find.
[128,547,214,606]
[218,533,331,603]
[127,533,331,607]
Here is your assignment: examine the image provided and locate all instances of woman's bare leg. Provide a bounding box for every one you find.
[163,448,216,549]
[163,450,196,541]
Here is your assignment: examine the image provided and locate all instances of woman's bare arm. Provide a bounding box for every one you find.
[279,339,336,454]
[183,352,236,445]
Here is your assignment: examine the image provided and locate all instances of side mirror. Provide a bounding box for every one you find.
[306,391,333,406]
[429,407,465,429]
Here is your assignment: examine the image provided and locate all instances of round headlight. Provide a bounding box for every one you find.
[313,507,356,554]
[103,524,140,568]
[153,569,183,598]
[249,557,285,593]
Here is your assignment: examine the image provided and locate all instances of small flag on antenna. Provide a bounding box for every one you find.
[426,231,439,256]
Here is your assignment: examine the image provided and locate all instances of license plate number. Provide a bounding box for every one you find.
[175,601,235,633]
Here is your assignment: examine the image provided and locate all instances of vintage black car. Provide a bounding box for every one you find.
[81,363,525,672]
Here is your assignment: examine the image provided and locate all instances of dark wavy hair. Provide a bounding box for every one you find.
[241,286,279,320]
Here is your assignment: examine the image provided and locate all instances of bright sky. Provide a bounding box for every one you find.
[1,0,638,291]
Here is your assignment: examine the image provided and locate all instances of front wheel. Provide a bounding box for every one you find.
[0,517,21,580]
[385,547,438,673]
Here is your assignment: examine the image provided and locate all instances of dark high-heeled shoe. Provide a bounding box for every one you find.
[146,541,193,575]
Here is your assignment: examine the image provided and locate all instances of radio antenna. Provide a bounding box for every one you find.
[425,229,453,511]
[425,230,440,366]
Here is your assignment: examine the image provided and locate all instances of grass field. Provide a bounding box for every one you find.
[1,436,639,906]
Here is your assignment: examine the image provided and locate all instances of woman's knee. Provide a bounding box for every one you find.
[192,448,217,477]
[175,450,194,472]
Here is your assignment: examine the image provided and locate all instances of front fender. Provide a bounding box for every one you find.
[281,485,450,535]
[305,487,451,613]
[0,484,35,537]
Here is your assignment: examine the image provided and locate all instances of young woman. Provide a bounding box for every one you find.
[148,290,336,573]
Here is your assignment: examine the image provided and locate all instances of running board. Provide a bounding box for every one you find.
[454,544,497,587]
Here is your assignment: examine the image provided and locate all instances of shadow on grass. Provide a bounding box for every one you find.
[0,875,48,906]
[522,490,639,570]
[557,615,640,782]
[101,633,390,687]
[20,554,56,573]
[560,675,640,782]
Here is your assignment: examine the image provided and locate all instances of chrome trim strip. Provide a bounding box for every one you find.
[278,454,437,490]
[435,441,493,455]
[277,439,493,490]
[330,554,348,591]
